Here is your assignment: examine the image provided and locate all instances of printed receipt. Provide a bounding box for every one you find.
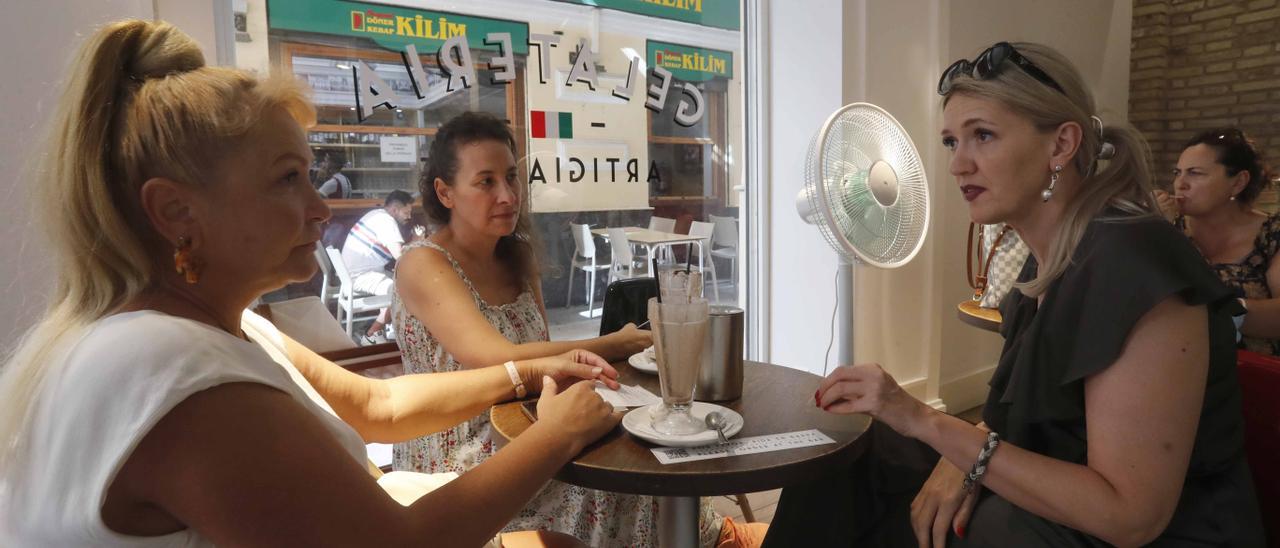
[651,430,837,464]
[594,382,663,409]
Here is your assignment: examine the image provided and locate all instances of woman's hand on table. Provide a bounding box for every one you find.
[818,364,971,545]
[911,457,979,547]
[522,349,620,392]
[603,323,652,360]
[534,375,625,455]
[814,363,934,438]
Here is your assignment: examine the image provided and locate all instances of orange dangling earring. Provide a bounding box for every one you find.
[173,236,203,284]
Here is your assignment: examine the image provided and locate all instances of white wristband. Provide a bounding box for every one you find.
[504,361,527,399]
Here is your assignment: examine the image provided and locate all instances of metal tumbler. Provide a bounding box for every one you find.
[697,306,744,402]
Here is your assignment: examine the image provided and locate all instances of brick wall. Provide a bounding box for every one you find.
[1130,0,1280,209]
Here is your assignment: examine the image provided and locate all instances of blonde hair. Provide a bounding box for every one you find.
[944,42,1157,296]
[0,20,314,473]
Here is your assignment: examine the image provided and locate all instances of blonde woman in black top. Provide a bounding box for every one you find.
[764,42,1263,548]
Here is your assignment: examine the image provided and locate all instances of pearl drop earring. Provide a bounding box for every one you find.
[1042,165,1063,202]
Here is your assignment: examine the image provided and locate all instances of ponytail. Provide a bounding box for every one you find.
[1026,122,1157,296]
[0,19,314,476]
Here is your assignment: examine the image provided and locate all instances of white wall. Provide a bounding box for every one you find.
[154,0,219,63]
[0,0,227,353]
[0,0,154,350]
[840,0,949,405]
[763,0,844,373]
[234,0,271,74]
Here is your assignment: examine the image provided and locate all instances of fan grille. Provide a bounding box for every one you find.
[806,104,929,268]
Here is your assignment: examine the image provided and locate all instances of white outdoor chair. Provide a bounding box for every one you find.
[255,296,357,354]
[314,242,340,307]
[709,215,739,289]
[325,246,393,337]
[606,228,647,283]
[648,216,676,233]
[566,223,610,314]
[642,216,678,262]
[687,221,721,302]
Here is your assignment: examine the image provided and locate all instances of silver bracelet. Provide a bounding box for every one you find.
[962,431,1001,493]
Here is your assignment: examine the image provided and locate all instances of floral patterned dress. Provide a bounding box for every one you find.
[391,240,721,547]
[1178,214,1280,356]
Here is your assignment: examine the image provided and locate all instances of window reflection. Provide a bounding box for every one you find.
[244,0,744,336]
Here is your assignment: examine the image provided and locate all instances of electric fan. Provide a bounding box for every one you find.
[795,102,930,367]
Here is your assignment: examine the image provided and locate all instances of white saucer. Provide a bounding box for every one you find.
[627,346,658,374]
[622,402,744,447]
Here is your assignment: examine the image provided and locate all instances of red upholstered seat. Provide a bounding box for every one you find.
[1237,350,1280,546]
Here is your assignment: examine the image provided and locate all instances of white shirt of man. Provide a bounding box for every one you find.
[341,208,404,278]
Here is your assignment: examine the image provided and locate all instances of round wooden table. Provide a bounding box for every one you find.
[957,300,1002,333]
[491,360,871,547]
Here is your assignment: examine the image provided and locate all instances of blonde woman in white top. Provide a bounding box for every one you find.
[0,19,622,547]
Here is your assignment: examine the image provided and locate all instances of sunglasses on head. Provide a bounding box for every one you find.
[937,42,1065,96]
[1211,128,1247,144]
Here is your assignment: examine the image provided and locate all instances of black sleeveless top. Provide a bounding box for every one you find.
[983,214,1263,546]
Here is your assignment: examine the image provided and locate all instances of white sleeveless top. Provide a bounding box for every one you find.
[0,310,367,546]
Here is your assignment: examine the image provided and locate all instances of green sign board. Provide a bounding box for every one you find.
[268,0,530,55]
[554,0,740,31]
[647,40,733,82]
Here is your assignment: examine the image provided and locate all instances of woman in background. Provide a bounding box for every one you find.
[316,151,352,199]
[1156,128,1279,355]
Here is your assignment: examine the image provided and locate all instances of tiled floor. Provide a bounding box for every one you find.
[956,405,984,425]
[709,404,985,525]
[547,303,606,341]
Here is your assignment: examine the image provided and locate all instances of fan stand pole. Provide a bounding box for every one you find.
[837,261,856,368]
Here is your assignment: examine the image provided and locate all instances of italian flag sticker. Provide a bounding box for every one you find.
[531,111,573,139]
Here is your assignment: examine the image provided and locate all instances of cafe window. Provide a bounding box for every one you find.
[240,0,746,340]
[646,48,731,206]
[273,37,527,200]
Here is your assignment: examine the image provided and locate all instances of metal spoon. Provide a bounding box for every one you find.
[705,411,729,444]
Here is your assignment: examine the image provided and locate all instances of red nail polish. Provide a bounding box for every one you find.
[956,525,966,538]
[814,390,820,407]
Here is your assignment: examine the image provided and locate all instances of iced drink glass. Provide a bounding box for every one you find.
[648,297,709,435]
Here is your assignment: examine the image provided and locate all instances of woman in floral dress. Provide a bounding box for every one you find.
[391,112,727,547]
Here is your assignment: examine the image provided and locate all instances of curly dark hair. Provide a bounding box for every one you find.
[419,112,539,285]
[1184,128,1272,205]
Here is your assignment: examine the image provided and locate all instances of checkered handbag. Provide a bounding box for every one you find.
[967,223,1031,309]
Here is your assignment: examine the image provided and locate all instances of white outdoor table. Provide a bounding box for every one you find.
[591,227,708,274]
